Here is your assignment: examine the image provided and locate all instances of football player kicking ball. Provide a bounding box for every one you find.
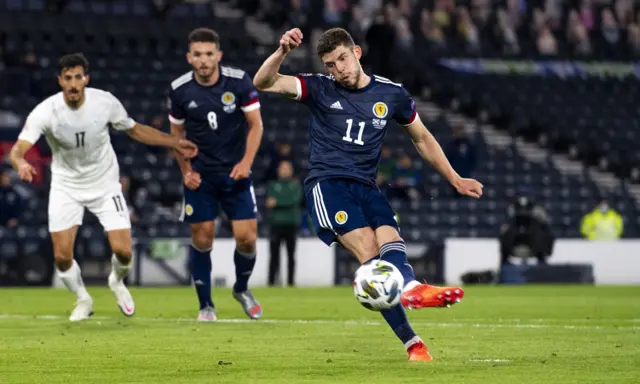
[9,53,198,321]
[254,28,484,361]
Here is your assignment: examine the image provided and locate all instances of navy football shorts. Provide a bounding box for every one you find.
[305,178,399,246]
[181,173,257,223]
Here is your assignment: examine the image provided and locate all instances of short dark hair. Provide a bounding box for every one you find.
[188,27,220,49]
[317,28,355,57]
[58,53,89,75]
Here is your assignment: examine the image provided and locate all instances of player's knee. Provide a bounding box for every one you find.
[235,231,257,253]
[53,249,74,271]
[111,242,132,263]
[191,224,214,250]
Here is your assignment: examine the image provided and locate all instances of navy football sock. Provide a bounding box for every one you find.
[189,245,213,310]
[233,248,256,293]
[380,241,416,286]
[363,256,418,345]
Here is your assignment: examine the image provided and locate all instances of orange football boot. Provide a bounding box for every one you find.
[407,341,433,361]
[401,283,464,309]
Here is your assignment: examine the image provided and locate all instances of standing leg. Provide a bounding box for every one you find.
[51,226,93,321]
[190,221,216,321]
[284,225,297,286]
[268,226,282,286]
[106,229,136,316]
[48,187,91,321]
[231,219,262,319]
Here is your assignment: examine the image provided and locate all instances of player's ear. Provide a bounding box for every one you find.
[57,75,63,88]
[217,50,223,61]
[353,45,363,60]
[84,74,90,86]
[186,52,192,65]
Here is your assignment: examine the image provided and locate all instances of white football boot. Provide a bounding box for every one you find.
[197,306,217,322]
[69,298,94,322]
[108,272,135,317]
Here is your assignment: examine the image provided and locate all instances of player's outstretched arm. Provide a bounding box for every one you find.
[253,28,303,98]
[405,119,484,198]
[9,140,37,183]
[127,123,198,159]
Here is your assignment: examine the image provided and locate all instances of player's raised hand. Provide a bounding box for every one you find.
[175,139,198,159]
[280,28,303,54]
[184,170,201,190]
[453,177,484,199]
[17,161,37,183]
[230,160,252,181]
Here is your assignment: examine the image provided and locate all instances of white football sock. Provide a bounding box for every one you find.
[404,280,420,291]
[111,254,132,281]
[57,260,90,301]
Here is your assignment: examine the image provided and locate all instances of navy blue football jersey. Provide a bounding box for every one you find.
[293,73,418,194]
[168,66,260,174]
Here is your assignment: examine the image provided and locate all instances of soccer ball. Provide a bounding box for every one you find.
[353,260,404,311]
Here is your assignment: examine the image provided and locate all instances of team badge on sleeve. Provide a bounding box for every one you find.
[335,211,348,225]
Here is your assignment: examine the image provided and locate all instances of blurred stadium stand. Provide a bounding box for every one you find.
[1,0,639,284]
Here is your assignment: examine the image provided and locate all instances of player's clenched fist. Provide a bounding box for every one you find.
[184,170,201,190]
[17,161,37,183]
[280,28,303,54]
[453,177,484,199]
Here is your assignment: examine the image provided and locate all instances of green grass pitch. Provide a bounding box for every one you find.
[1,285,639,383]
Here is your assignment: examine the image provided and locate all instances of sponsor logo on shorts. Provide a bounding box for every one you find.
[185,204,194,216]
[335,210,348,225]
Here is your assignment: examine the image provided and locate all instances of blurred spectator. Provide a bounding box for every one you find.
[579,0,594,30]
[567,10,592,56]
[377,145,395,185]
[267,160,302,286]
[628,23,640,56]
[499,191,554,267]
[0,167,22,228]
[265,142,294,183]
[365,9,396,78]
[601,8,620,45]
[389,154,421,201]
[580,200,623,240]
[496,8,520,55]
[537,24,558,56]
[457,7,481,54]
[445,124,477,181]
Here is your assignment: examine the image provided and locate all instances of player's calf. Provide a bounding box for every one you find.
[231,219,262,319]
[106,229,136,316]
[190,222,215,315]
[52,228,92,319]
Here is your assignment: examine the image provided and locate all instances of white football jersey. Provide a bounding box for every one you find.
[19,87,136,190]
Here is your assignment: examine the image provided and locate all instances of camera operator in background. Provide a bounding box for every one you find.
[499,189,554,266]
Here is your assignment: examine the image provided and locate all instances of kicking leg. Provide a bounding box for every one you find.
[231,219,262,319]
[106,229,135,316]
[375,225,464,310]
[51,226,93,321]
[338,227,430,361]
[191,221,216,321]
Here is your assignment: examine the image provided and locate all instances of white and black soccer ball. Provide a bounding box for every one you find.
[353,260,404,311]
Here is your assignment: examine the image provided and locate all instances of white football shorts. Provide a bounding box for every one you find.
[48,182,131,233]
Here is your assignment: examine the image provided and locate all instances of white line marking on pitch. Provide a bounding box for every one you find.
[0,314,637,331]
[469,359,512,363]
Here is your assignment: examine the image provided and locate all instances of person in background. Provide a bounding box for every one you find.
[266,160,302,286]
[499,190,554,266]
[446,124,476,178]
[0,167,22,228]
[580,200,623,240]
[390,154,421,201]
